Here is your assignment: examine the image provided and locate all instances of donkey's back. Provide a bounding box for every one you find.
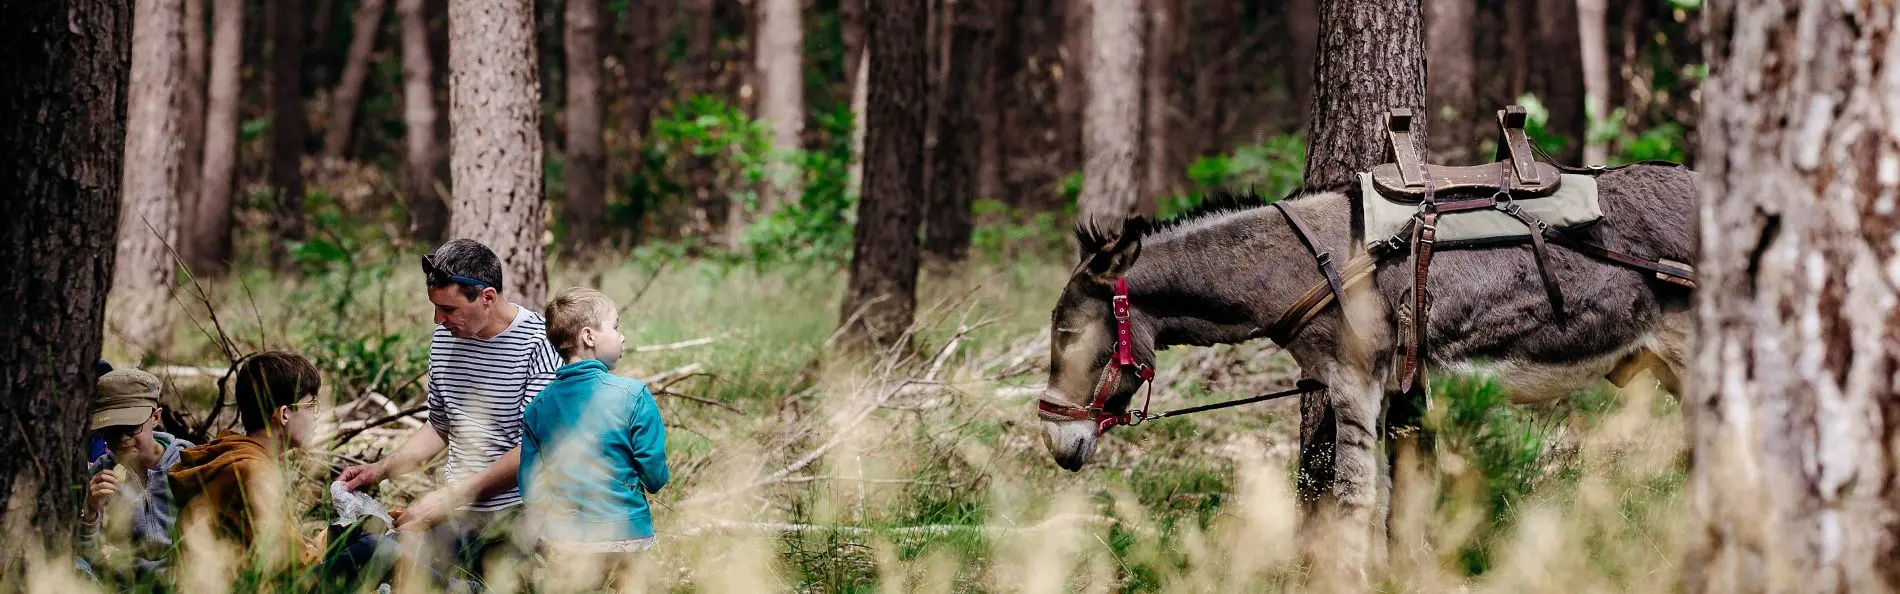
[1372,163,1697,400]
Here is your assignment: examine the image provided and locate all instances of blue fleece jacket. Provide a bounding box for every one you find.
[518,359,670,541]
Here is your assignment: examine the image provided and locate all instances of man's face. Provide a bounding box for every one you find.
[98,409,161,469]
[430,285,494,338]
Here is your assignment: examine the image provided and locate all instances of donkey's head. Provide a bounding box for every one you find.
[1039,216,1151,471]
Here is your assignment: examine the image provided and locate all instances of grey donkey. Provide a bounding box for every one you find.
[1036,163,1696,587]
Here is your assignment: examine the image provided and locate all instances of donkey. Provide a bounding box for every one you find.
[1036,162,1696,584]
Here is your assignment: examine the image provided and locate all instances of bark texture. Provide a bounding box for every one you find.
[755,0,805,213]
[839,0,926,352]
[112,0,187,353]
[1686,1,1900,592]
[1302,0,1426,187]
[925,0,994,264]
[1077,0,1143,240]
[267,0,309,266]
[0,0,128,561]
[449,0,547,307]
[323,0,388,162]
[564,0,606,246]
[188,0,243,276]
[400,0,449,241]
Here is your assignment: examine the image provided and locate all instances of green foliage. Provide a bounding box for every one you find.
[1159,134,1306,220]
[1514,94,1572,156]
[740,106,860,265]
[967,198,1073,261]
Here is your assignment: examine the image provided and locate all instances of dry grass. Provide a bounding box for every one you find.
[59,250,1686,593]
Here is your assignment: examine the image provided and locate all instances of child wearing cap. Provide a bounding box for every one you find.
[517,287,669,587]
[78,368,195,582]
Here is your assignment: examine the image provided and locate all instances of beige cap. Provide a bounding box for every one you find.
[91,369,161,430]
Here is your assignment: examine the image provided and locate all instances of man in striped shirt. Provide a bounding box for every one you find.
[338,239,559,581]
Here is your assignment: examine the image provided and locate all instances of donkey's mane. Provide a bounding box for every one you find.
[1140,180,1358,238]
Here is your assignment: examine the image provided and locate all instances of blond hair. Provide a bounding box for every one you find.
[544,287,618,357]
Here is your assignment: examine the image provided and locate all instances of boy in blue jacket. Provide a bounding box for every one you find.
[518,287,669,566]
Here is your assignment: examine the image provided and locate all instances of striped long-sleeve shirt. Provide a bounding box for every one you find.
[427,305,561,512]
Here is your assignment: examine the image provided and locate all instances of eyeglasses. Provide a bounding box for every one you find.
[420,254,494,289]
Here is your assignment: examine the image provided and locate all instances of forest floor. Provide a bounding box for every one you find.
[72,248,1688,593]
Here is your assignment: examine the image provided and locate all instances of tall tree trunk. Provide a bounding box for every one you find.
[267,0,309,267]
[1687,1,1900,592]
[1302,0,1425,186]
[1141,0,1172,203]
[111,0,186,355]
[974,0,1003,203]
[1285,0,1318,133]
[925,0,994,265]
[848,49,869,194]
[841,0,865,84]
[450,0,547,307]
[838,0,925,352]
[686,0,715,97]
[754,0,802,215]
[1299,0,1424,587]
[1190,0,1238,159]
[322,0,388,162]
[1424,0,1476,162]
[0,0,127,562]
[1056,0,1087,178]
[179,0,206,239]
[1530,0,1584,162]
[621,0,661,146]
[1077,0,1142,240]
[1576,0,1609,165]
[189,0,243,276]
[399,0,449,241]
[564,0,606,247]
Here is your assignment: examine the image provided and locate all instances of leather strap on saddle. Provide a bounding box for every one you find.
[1400,178,1439,396]
[1273,202,1346,316]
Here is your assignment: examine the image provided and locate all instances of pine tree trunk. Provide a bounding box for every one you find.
[1285,0,1318,132]
[1056,0,1087,178]
[1687,1,1900,591]
[686,0,715,97]
[0,0,128,561]
[267,0,309,267]
[848,49,869,194]
[1424,0,1476,162]
[974,0,1003,202]
[450,0,547,307]
[842,0,865,85]
[755,0,802,214]
[400,0,449,242]
[1302,0,1425,186]
[1576,0,1609,165]
[621,0,660,146]
[1077,0,1142,240]
[564,0,606,247]
[188,0,242,276]
[1190,0,1238,159]
[1299,0,1424,586]
[111,0,186,355]
[838,0,925,352]
[925,0,993,265]
[179,0,206,235]
[1140,0,1173,203]
[323,0,388,162]
[1530,0,1584,162]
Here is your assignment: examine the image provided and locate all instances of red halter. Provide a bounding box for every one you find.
[1037,277,1156,434]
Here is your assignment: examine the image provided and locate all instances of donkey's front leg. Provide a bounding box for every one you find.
[1298,366,1384,590]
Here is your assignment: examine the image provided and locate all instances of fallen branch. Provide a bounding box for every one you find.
[634,334,727,353]
[644,363,704,387]
[654,389,741,413]
[332,404,428,446]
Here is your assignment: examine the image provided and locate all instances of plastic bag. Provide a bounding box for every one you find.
[329,481,395,532]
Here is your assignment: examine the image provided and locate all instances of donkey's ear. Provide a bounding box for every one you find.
[1081,218,1144,285]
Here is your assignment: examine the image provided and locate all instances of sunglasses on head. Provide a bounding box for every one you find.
[420,254,494,289]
